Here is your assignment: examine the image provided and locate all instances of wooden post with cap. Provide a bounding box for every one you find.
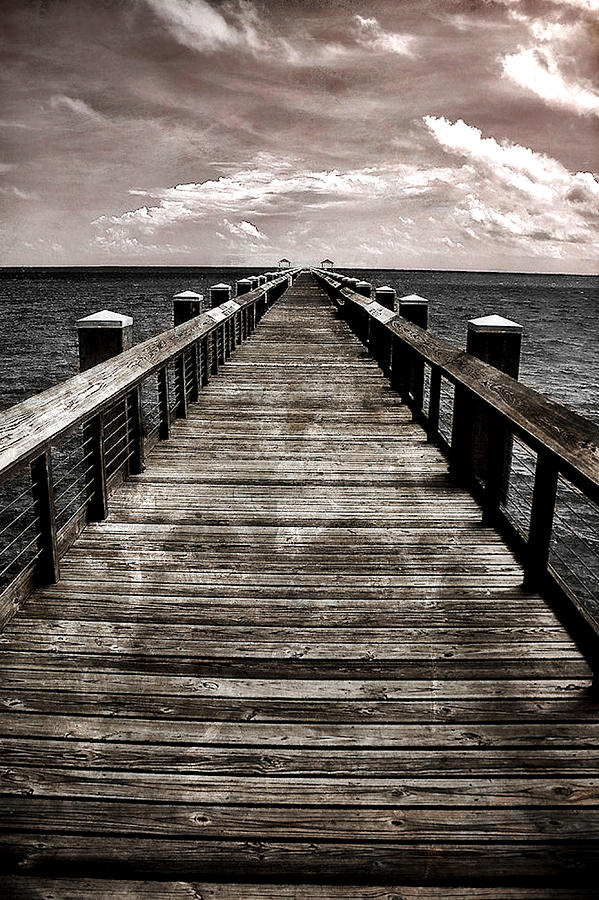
[452,314,523,510]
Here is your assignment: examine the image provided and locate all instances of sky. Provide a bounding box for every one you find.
[1,0,598,272]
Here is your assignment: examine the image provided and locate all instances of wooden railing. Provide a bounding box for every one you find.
[0,270,298,624]
[313,268,599,662]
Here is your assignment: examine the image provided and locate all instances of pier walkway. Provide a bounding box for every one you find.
[0,272,598,897]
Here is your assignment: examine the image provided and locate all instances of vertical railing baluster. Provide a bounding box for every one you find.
[390,335,401,395]
[127,385,144,475]
[399,347,411,405]
[523,450,559,590]
[87,414,108,521]
[211,331,219,375]
[427,366,441,443]
[175,353,188,418]
[481,409,508,526]
[200,337,209,385]
[399,296,428,421]
[157,366,171,440]
[189,342,199,403]
[31,450,59,584]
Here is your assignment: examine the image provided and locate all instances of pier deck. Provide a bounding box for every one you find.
[1,273,598,896]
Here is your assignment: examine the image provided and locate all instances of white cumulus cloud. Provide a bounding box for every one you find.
[423,115,599,249]
[92,155,458,253]
[503,46,599,116]
[353,15,416,56]
[144,0,259,53]
[224,219,267,241]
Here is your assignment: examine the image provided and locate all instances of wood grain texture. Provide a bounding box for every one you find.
[0,880,595,900]
[0,273,597,894]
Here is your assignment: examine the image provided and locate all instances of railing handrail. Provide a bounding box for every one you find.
[315,270,599,503]
[0,275,295,479]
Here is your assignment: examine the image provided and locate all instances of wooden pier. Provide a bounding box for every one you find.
[0,271,598,897]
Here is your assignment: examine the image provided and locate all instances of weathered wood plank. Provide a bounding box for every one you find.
[3,740,599,776]
[0,879,594,900]
[3,690,597,724]
[1,834,598,883]
[0,673,590,699]
[3,796,599,841]
[3,770,599,807]
[2,714,599,748]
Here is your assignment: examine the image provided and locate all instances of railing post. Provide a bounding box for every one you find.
[210,283,231,308]
[193,341,202,400]
[390,335,410,404]
[236,278,252,297]
[211,330,219,375]
[86,414,108,521]
[77,310,133,371]
[376,321,392,374]
[127,385,145,475]
[481,408,509,525]
[354,282,372,348]
[200,336,209,385]
[173,290,203,326]
[210,285,232,362]
[157,365,171,440]
[523,450,559,590]
[77,310,134,519]
[399,295,429,418]
[427,366,441,443]
[31,450,59,585]
[452,315,522,493]
[174,353,188,418]
[375,285,396,311]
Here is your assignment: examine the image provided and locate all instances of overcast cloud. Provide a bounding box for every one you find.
[0,0,597,271]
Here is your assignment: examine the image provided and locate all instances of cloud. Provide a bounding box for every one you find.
[499,3,599,116]
[144,0,254,53]
[423,115,599,249]
[143,1,411,68]
[142,0,314,64]
[224,219,267,241]
[353,15,416,56]
[495,0,599,12]
[49,95,107,122]
[503,46,599,116]
[92,154,461,253]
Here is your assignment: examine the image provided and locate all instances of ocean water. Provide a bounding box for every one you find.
[0,267,597,424]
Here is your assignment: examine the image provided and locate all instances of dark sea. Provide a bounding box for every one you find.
[0,267,597,424]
